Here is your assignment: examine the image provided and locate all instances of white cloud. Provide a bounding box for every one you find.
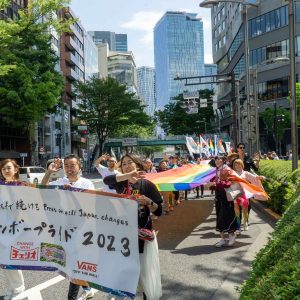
[121,11,163,32]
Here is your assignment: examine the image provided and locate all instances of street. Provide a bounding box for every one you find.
[0,182,274,300]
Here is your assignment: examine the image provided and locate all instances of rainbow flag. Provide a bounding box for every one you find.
[144,164,216,191]
[209,139,214,155]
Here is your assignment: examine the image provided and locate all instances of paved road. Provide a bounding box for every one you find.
[0,184,274,300]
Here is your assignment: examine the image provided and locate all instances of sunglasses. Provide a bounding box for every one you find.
[238,147,245,149]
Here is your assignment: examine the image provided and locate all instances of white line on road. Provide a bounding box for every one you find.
[14,275,65,300]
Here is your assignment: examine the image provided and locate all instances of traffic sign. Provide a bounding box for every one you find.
[20,153,28,158]
[78,125,88,131]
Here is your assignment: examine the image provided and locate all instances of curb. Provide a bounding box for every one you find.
[251,198,281,223]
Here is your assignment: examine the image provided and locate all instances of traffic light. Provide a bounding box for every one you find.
[81,130,88,136]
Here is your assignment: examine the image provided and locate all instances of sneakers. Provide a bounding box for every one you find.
[244,222,249,231]
[215,238,226,247]
[228,233,236,246]
[77,288,96,300]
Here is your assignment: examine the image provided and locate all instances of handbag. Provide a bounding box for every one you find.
[224,182,244,202]
[140,232,162,299]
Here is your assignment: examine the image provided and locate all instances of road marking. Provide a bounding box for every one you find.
[13,275,65,300]
[13,276,100,300]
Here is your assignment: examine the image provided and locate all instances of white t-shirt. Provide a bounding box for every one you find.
[49,177,95,190]
[96,164,120,193]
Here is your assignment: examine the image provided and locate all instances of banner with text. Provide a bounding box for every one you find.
[0,183,140,299]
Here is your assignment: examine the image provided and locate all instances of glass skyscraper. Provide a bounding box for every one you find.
[154,11,205,109]
[137,67,156,116]
[88,31,128,52]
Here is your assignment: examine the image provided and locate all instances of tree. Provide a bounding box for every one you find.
[260,107,290,145]
[0,0,72,161]
[75,77,153,154]
[155,89,214,136]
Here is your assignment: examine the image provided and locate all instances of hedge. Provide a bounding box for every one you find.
[239,196,300,299]
[239,160,300,299]
[259,160,300,214]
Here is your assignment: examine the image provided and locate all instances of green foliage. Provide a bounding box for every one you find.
[155,89,214,135]
[259,107,290,141]
[0,0,72,127]
[75,77,153,153]
[112,123,155,138]
[239,197,300,299]
[136,146,165,158]
[258,160,299,214]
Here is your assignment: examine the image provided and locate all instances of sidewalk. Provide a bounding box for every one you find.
[146,197,275,300]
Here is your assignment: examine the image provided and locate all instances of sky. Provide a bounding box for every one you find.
[70,0,213,68]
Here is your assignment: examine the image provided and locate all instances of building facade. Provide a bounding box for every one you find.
[59,7,85,157]
[88,31,128,52]
[0,0,27,20]
[107,51,137,94]
[154,11,205,109]
[137,67,156,116]
[204,63,217,92]
[209,0,300,153]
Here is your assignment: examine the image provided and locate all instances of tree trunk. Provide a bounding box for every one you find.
[29,123,38,166]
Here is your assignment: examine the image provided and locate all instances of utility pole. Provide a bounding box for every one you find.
[230,71,238,148]
[253,69,260,153]
[274,103,278,153]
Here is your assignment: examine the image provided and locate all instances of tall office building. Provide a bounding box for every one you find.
[84,30,99,80]
[208,1,300,152]
[154,11,205,109]
[204,63,217,92]
[137,67,156,116]
[88,31,128,52]
[107,51,137,94]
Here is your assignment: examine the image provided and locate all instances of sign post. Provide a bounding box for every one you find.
[19,153,28,167]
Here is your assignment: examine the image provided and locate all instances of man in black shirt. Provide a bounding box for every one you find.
[236,143,259,172]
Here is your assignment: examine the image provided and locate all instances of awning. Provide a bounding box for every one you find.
[0,151,20,159]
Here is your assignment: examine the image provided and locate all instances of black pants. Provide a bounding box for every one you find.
[196,185,204,197]
[68,283,85,300]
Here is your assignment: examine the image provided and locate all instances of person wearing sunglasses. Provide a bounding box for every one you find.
[94,154,120,193]
[236,143,259,172]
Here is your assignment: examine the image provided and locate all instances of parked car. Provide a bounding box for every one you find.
[19,166,46,184]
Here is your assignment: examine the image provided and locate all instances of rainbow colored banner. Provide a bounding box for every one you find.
[144,164,216,191]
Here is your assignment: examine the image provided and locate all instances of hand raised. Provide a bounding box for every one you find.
[48,158,62,173]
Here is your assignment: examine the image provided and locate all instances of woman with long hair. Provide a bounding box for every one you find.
[0,159,25,300]
[103,153,162,299]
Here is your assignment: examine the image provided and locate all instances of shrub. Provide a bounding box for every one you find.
[239,197,300,299]
[259,160,299,214]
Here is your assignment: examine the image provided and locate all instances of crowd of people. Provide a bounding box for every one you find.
[0,141,266,300]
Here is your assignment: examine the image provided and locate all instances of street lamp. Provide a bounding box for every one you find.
[200,0,258,156]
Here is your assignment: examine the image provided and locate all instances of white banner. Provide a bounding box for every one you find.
[0,183,140,299]
[185,136,199,156]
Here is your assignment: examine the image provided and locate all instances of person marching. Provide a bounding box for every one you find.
[103,153,162,300]
[210,156,238,247]
[94,153,120,193]
[41,154,95,300]
[0,159,25,300]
